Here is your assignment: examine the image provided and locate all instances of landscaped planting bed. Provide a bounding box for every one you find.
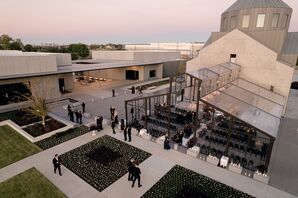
[0,109,48,126]
[23,119,66,137]
[0,125,41,169]
[142,165,254,198]
[0,167,66,198]
[60,135,151,191]
[35,126,90,150]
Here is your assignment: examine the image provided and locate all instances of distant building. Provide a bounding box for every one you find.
[125,42,205,59]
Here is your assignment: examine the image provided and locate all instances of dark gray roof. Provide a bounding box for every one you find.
[282,32,298,54]
[224,0,291,13]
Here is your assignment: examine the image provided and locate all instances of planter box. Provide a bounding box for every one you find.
[174,144,179,151]
[141,133,152,141]
[155,136,165,145]
[253,172,269,184]
[228,165,243,174]
[207,156,219,166]
[187,146,200,158]
[131,128,139,136]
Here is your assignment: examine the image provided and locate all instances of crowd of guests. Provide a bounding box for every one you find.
[67,103,84,124]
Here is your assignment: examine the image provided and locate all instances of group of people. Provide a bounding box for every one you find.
[67,104,84,124]
[131,86,143,94]
[128,159,142,188]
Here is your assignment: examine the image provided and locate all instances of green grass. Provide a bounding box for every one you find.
[0,125,41,169]
[0,168,66,198]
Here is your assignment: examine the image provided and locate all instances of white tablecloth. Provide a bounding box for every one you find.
[139,129,147,136]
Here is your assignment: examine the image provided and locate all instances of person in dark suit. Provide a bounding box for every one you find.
[132,161,142,188]
[75,110,79,123]
[127,125,132,142]
[82,102,86,113]
[111,121,116,134]
[78,111,83,124]
[99,116,103,130]
[164,135,171,150]
[52,154,62,176]
[127,159,134,181]
[124,127,127,141]
[69,110,74,122]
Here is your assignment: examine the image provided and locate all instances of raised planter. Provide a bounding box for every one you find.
[173,143,179,151]
[253,172,269,184]
[131,128,139,136]
[206,155,219,166]
[155,135,165,145]
[187,146,200,158]
[228,163,243,174]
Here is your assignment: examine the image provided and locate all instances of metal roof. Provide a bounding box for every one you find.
[201,78,286,138]
[224,0,291,13]
[282,32,298,54]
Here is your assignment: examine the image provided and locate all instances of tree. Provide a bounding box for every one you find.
[26,95,49,127]
[24,44,34,52]
[68,43,89,60]
[0,34,13,50]
[9,41,22,50]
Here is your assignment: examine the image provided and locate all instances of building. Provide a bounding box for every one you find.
[0,50,182,110]
[185,0,298,195]
[125,42,205,59]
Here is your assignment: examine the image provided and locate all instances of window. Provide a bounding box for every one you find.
[272,14,280,28]
[256,14,266,27]
[242,15,250,28]
[149,70,156,78]
[230,54,237,63]
[223,17,227,30]
[283,14,289,28]
[230,16,237,29]
[296,56,298,66]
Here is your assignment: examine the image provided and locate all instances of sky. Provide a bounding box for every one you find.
[1,0,297,45]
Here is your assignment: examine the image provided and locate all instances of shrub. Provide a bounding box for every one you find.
[35,126,89,150]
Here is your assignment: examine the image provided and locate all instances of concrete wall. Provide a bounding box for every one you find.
[280,54,298,66]
[58,73,74,91]
[143,64,163,81]
[163,60,186,77]
[0,55,57,76]
[187,29,294,97]
[0,75,61,101]
[85,64,163,81]
[92,50,180,62]
[54,53,72,66]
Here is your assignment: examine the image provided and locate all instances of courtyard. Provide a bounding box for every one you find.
[0,78,297,198]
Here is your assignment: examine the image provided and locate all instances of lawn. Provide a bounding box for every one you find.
[0,125,41,169]
[60,135,151,191]
[142,165,254,198]
[0,167,66,198]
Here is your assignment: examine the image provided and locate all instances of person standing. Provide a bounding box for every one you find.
[112,89,115,97]
[130,107,134,121]
[132,161,142,188]
[128,159,134,181]
[111,121,116,134]
[181,89,185,102]
[138,86,143,94]
[52,154,62,176]
[69,110,74,122]
[96,116,100,131]
[82,102,86,113]
[164,135,171,150]
[127,125,132,142]
[75,110,79,123]
[124,127,128,141]
[120,119,125,130]
[110,106,115,120]
[131,86,135,94]
[78,111,83,124]
[99,116,103,130]
[67,105,71,118]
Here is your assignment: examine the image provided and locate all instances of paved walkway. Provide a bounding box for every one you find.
[0,127,297,198]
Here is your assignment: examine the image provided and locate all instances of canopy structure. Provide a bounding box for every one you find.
[201,78,286,138]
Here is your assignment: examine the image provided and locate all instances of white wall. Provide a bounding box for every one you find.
[0,55,57,76]
[187,29,294,97]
